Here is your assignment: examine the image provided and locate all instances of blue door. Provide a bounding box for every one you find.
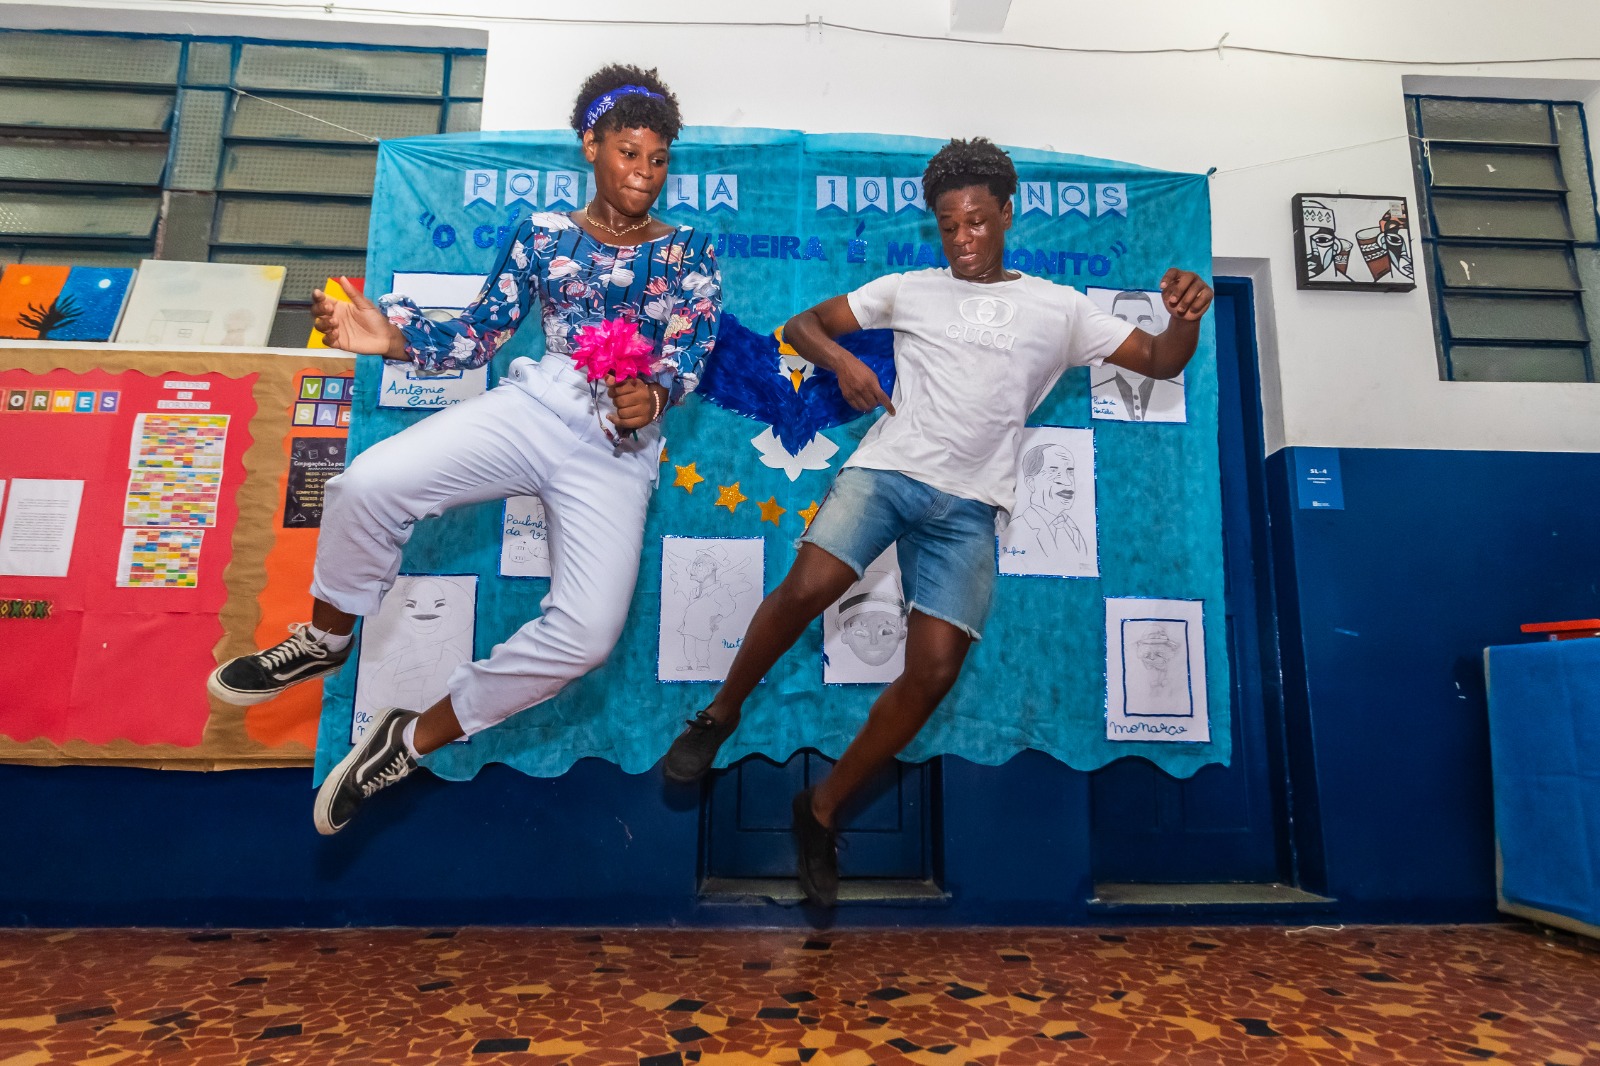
[1089,278,1288,883]
[704,752,935,882]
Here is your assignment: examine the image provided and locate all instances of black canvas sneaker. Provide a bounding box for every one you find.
[663,709,738,783]
[792,788,841,907]
[208,623,351,706]
[313,707,420,836]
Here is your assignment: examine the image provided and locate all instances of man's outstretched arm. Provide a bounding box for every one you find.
[1104,269,1214,381]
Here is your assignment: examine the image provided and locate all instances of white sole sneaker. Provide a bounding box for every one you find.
[312,708,418,836]
[206,661,290,706]
[312,740,365,836]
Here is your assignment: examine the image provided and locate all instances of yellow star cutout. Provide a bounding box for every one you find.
[715,481,747,514]
[799,500,820,529]
[673,462,704,493]
[757,496,787,525]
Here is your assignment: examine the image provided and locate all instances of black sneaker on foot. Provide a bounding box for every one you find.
[663,709,737,783]
[792,788,840,907]
[313,707,420,836]
[208,623,351,706]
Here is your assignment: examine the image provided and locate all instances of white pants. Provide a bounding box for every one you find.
[311,355,660,736]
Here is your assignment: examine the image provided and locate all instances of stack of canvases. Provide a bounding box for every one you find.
[0,261,287,345]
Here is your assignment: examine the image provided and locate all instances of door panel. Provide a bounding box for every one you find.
[705,751,933,881]
[1090,279,1286,884]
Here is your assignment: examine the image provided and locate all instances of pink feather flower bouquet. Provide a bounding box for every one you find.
[571,318,657,443]
[572,318,655,382]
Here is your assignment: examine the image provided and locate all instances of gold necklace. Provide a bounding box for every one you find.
[584,205,654,238]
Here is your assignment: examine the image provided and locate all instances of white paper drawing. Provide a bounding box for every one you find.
[114,260,285,347]
[393,272,487,309]
[1105,597,1209,743]
[823,548,908,684]
[0,478,84,577]
[1086,286,1186,424]
[658,536,763,682]
[998,426,1098,578]
[500,495,552,578]
[378,272,491,410]
[353,574,477,743]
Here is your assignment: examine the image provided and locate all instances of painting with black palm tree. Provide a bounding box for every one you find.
[17,293,83,339]
[0,265,137,341]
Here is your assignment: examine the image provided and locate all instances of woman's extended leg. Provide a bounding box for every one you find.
[210,385,547,708]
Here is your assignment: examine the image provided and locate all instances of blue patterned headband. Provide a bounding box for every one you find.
[582,85,665,132]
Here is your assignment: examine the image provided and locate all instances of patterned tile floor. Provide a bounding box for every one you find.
[0,923,1597,1064]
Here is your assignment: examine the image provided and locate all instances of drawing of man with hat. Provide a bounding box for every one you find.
[1132,622,1191,715]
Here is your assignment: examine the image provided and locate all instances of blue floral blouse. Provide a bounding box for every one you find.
[379,212,721,404]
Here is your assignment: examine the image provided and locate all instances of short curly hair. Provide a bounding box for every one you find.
[922,137,1017,211]
[569,64,682,143]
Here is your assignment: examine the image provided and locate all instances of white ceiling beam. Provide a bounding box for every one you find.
[950,0,1013,33]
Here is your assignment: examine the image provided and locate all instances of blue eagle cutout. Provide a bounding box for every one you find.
[696,312,896,455]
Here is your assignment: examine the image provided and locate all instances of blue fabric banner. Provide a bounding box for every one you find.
[314,128,1228,782]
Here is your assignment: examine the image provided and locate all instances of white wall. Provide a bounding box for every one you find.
[11,0,1600,453]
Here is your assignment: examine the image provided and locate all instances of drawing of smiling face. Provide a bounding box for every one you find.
[402,578,452,635]
[1026,444,1075,516]
[840,607,907,666]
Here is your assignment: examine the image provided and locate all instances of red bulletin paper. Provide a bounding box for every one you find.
[0,368,256,745]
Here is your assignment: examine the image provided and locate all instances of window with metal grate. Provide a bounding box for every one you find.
[0,28,485,346]
[1407,95,1600,383]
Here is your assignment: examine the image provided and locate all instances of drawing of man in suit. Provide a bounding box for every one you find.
[1007,442,1087,561]
[1091,290,1183,422]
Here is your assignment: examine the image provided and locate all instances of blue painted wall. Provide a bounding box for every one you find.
[3,445,1598,926]
[1269,445,1600,922]
[0,755,1091,928]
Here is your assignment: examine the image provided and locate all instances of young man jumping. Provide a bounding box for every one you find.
[663,137,1212,905]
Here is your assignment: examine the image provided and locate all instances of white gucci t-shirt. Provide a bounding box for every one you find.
[844,268,1133,515]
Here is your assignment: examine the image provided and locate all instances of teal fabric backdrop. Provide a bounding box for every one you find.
[314,128,1227,782]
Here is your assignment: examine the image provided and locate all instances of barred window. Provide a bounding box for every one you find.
[0,29,485,346]
[1406,95,1600,382]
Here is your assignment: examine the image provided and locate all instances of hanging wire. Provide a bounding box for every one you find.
[1212,135,1416,177]
[107,2,1600,66]
[229,87,381,143]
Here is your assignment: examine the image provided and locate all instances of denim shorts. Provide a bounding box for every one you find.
[801,466,999,640]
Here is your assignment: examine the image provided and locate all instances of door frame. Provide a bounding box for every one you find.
[1213,268,1326,894]
[1217,273,1295,882]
